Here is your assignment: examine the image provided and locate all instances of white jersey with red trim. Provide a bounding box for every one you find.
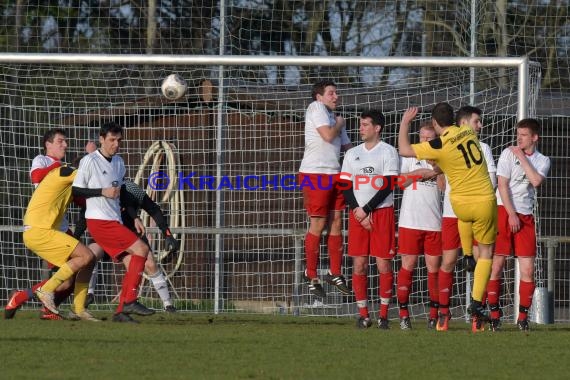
[73,150,125,221]
[299,101,350,174]
[340,141,399,209]
[398,157,442,231]
[496,148,550,215]
[443,141,496,217]
[30,155,60,187]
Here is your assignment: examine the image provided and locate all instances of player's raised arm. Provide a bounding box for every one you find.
[398,107,419,158]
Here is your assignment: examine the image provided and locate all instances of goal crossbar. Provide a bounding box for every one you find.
[0,53,528,67]
[0,53,533,119]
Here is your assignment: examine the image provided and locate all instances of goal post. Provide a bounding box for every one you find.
[0,53,541,320]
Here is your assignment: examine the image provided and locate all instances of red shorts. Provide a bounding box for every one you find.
[347,207,395,259]
[86,219,138,260]
[495,206,536,257]
[299,173,345,217]
[398,227,442,256]
[441,217,461,251]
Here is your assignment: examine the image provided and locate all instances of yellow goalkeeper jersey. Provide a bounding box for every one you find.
[23,166,76,229]
[412,125,494,204]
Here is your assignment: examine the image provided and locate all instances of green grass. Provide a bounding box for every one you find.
[2,312,570,379]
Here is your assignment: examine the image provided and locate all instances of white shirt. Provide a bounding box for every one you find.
[73,150,125,221]
[30,155,58,186]
[496,148,550,215]
[443,141,496,217]
[340,141,399,209]
[481,142,497,188]
[30,154,69,232]
[398,157,442,231]
[299,101,350,174]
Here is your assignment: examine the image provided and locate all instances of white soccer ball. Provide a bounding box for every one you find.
[161,74,187,100]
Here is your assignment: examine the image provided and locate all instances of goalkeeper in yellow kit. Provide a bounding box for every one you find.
[22,165,98,319]
[398,103,497,332]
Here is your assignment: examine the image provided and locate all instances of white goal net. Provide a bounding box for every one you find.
[0,55,540,321]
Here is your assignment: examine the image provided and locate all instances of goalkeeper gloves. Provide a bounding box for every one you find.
[463,254,476,273]
[162,229,180,264]
[165,234,180,254]
[162,235,180,264]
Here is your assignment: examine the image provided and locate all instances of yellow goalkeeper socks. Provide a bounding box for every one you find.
[471,258,492,302]
[42,263,74,293]
[73,282,88,313]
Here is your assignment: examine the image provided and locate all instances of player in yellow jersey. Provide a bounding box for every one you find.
[398,103,497,332]
[23,166,98,319]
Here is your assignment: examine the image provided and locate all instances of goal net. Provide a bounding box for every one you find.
[0,55,540,321]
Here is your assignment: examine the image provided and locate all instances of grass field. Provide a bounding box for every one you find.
[2,311,570,379]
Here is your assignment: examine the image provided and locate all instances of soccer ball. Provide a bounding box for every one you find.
[161,74,187,100]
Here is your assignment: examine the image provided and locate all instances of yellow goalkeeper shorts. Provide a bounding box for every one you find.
[452,198,497,245]
[23,227,79,267]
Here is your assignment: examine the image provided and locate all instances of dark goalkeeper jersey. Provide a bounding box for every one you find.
[74,179,170,239]
[120,180,169,235]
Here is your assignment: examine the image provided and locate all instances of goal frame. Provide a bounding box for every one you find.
[0,53,537,316]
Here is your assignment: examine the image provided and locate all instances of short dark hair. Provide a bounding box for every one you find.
[42,128,67,151]
[361,109,386,131]
[99,121,123,137]
[311,80,336,101]
[516,118,541,136]
[431,102,455,127]
[456,105,482,126]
